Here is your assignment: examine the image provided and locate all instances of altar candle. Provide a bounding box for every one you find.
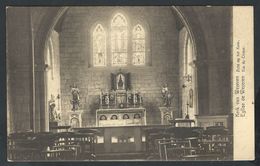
[139,94,142,106]
[126,90,128,107]
[133,91,136,107]
[100,90,102,107]
[186,101,189,116]
[113,90,116,106]
[107,92,110,108]
[115,91,117,106]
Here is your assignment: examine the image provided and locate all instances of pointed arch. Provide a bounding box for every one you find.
[93,24,106,67]
[111,13,127,27]
[111,13,128,66]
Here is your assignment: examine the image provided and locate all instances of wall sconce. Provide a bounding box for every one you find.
[44,64,49,71]
[182,84,187,88]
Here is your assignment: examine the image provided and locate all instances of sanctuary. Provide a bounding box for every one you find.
[7,6,233,161]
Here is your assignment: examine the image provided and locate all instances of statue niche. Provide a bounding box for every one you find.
[111,70,131,91]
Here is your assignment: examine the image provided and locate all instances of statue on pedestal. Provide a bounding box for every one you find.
[70,84,80,111]
[161,83,173,107]
[49,94,59,122]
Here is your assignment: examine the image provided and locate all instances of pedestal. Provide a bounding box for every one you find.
[68,110,83,128]
[49,121,58,133]
[159,107,174,125]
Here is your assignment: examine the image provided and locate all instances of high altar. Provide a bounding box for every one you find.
[73,70,178,154]
[96,70,146,127]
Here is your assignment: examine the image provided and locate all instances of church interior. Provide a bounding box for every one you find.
[6,6,233,161]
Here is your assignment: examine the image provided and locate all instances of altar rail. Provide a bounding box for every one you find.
[8,131,96,161]
[7,125,232,161]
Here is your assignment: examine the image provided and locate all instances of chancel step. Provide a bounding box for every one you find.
[96,152,146,160]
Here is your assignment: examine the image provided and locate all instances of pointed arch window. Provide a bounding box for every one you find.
[93,24,106,67]
[111,13,128,66]
[186,37,193,74]
[132,24,145,65]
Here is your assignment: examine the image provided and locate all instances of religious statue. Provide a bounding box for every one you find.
[97,52,103,64]
[70,84,80,111]
[49,95,57,122]
[118,74,124,89]
[116,73,125,90]
[161,83,173,107]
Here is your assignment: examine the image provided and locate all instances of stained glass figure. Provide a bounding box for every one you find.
[111,13,128,66]
[132,24,145,65]
[93,24,106,66]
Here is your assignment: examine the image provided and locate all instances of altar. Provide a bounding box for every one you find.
[96,70,146,127]
[96,108,146,127]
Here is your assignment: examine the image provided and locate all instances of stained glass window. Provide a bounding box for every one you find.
[132,24,145,65]
[93,24,106,66]
[111,13,127,66]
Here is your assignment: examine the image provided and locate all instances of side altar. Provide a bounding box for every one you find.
[96,70,146,127]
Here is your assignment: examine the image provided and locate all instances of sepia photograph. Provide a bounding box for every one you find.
[6,6,254,161]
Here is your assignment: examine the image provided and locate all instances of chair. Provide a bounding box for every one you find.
[8,132,41,161]
[143,127,169,160]
[158,127,203,160]
[199,126,231,160]
[42,132,77,160]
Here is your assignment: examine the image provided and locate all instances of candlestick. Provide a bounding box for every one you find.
[113,90,116,107]
[133,91,136,107]
[115,91,117,107]
[107,93,110,108]
[186,102,189,118]
[126,90,129,107]
[139,93,142,107]
[100,90,102,108]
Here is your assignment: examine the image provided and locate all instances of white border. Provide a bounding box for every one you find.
[233,6,254,160]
